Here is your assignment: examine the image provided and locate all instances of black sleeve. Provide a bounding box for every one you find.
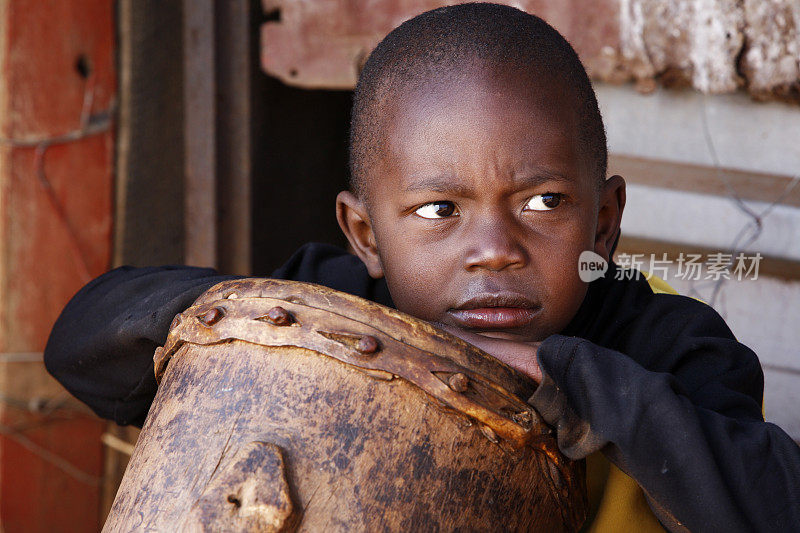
[530,308,800,531]
[271,243,392,307]
[44,266,242,426]
[44,243,388,427]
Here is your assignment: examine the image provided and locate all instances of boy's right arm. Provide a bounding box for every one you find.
[44,242,391,428]
[44,266,242,426]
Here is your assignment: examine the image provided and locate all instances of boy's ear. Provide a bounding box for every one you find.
[336,191,385,279]
[594,175,626,261]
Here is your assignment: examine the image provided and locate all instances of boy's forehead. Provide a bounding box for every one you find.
[365,68,584,194]
[385,63,570,113]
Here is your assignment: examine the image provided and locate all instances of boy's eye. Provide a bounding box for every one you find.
[524,193,562,211]
[415,201,458,219]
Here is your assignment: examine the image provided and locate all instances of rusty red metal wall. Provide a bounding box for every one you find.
[260,0,799,103]
[0,0,115,530]
[260,0,619,90]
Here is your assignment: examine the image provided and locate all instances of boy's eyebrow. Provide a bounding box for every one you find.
[404,176,471,194]
[403,170,571,193]
[512,171,572,188]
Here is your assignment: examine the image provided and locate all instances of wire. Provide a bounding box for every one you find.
[0,70,112,487]
[0,422,101,486]
[694,94,800,309]
[0,73,114,284]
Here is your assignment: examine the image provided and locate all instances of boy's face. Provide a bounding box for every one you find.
[338,67,624,343]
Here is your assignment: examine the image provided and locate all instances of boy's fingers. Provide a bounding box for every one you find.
[484,342,542,383]
[432,322,543,383]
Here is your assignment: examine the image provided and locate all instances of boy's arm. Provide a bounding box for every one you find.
[529,305,800,532]
[44,243,391,427]
[44,266,242,426]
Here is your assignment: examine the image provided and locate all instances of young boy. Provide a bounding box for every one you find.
[45,4,800,531]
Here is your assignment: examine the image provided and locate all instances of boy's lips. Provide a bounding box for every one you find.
[447,294,540,330]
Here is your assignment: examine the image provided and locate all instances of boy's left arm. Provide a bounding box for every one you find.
[535,298,800,532]
[445,297,800,532]
[532,334,800,532]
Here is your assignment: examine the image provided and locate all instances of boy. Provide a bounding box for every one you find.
[45,4,800,531]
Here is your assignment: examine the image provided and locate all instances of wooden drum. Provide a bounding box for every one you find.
[104,279,587,532]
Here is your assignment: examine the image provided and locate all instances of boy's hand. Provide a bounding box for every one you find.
[432,323,543,383]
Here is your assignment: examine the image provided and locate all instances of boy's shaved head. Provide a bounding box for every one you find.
[349,2,607,196]
[337,2,627,344]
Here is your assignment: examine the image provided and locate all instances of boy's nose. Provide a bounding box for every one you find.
[463,224,528,272]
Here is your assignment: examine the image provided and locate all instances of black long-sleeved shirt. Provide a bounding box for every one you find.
[44,243,800,531]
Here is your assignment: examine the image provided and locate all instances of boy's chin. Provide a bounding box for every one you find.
[471,329,546,343]
[431,320,547,345]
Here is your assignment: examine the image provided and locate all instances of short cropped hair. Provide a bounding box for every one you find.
[349,2,607,196]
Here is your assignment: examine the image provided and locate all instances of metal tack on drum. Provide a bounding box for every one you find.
[197,307,224,327]
[264,306,293,326]
[356,335,380,355]
[448,372,469,392]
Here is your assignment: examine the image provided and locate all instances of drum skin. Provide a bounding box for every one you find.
[103,279,587,532]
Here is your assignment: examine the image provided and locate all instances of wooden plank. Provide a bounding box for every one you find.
[609,154,800,208]
[617,235,800,282]
[114,0,185,266]
[184,0,217,268]
[0,1,114,529]
[216,0,252,275]
[0,0,115,352]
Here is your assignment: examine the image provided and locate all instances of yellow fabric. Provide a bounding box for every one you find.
[584,453,666,532]
[581,272,679,532]
[641,271,679,295]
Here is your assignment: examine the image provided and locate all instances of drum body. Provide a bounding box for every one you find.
[104,279,587,532]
